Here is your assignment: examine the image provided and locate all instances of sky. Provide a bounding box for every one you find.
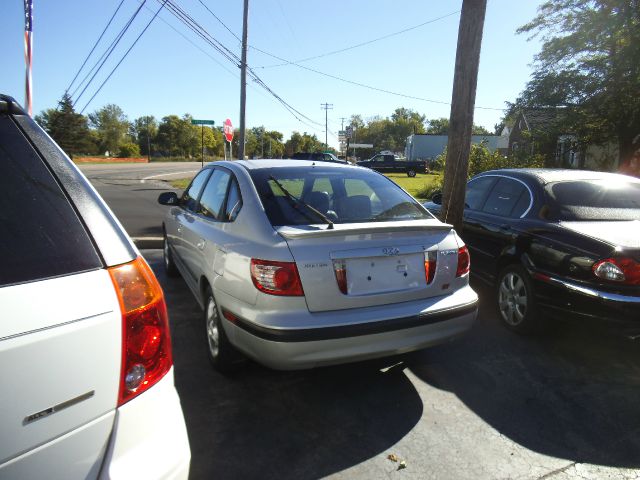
[1,0,544,149]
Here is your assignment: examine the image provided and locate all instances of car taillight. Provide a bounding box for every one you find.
[456,245,470,277]
[108,256,173,406]
[250,259,304,296]
[424,250,437,284]
[593,257,640,285]
[333,259,348,294]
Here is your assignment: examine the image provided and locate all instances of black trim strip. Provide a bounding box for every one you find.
[229,302,478,342]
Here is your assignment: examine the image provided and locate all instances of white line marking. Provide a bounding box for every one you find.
[140,170,199,183]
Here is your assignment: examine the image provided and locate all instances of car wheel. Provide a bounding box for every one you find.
[204,287,242,373]
[163,235,179,278]
[407,169,417,178]
[496,265,539,334]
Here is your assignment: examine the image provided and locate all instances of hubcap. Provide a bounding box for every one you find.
[206,297,219,358]
[498,272,527,326]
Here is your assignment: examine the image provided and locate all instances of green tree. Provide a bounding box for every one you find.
[516,0,640,164]
[131,116,158,156]
[35,93,94,157]
[88,104,130,155]
[426,117,490,135]
[156,114,199,157]
[284,131,324,156]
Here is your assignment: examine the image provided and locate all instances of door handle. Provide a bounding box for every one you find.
[177,225,182,234]
[197,239,206,250]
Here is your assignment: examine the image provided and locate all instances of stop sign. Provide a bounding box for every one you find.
[223,118,233,142]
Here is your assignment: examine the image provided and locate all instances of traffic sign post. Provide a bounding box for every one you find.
[191,119,215,168]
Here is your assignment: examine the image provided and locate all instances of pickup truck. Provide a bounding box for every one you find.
[356,153,427,177]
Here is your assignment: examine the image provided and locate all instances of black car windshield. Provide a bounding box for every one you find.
[546,179,640,221]
[250,166,433,226]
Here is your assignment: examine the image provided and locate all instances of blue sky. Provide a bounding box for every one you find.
[1,0,543,148]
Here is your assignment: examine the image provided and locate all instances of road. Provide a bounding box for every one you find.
[142,247,640,480]
[79,162,200,245]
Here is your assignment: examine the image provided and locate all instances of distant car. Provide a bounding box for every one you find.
[159,159,477,371]
[424,169,640,334]
[0,95,190,478]
[291,151,346,163]
[357,153,427,177]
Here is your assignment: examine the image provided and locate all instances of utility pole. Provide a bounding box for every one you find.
[440,0,487,233]
[340,117,346,130]
[238,0,249,160]
[321,102,333,149]
[146,117,151,162]
[201,125,204,168]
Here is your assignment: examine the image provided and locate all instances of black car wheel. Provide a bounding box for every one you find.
[407,169,417,178]
[204,287,242,373]
[496,265,539,333]
[163,235,180,278]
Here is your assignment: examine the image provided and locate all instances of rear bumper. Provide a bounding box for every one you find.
[99,368,190,480]
[534,275,640,327]
[222,286,478,370]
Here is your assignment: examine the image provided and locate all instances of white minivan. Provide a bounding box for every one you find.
[0,94,190,478]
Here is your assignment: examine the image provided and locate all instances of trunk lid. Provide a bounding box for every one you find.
[559,220,640,250]
[279,220,460,312]
[0,269,120,467]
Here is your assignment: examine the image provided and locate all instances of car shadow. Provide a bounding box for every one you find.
[149,251,424,480]
[406,280,640,468]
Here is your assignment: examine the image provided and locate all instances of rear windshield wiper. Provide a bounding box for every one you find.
[269,175,334,229]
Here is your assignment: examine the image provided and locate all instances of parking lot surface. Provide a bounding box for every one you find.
[142,250,640,480]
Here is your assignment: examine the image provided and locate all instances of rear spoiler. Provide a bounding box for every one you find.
[277,220,453,239]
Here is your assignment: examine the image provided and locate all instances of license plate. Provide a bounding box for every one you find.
[346,253,424,295]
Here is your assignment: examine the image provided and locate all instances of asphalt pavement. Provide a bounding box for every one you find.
[142,247,640,480]
[79,162,200,246]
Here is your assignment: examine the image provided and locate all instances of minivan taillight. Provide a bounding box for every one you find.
[593,257,640,285]
[456,246,470,277]
[250,259,304,296]
[109,257,173,406]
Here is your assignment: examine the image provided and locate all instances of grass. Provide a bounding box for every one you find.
[169,172,442,200]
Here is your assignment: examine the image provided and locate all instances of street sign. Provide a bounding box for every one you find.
[223,118,234,142]
[345,126,353,139]
[191,119,215,126]
[349,143,373,148]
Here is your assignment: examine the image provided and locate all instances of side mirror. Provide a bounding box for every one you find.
[158,191,179,206]
[431,192,443,205]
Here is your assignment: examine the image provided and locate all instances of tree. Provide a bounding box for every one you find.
[156,114,199,157]
[426,117,491,135]
[132,116,158,156]
[516,0,640,164]
[89,104,130,155]
[284,131,324,156]
[35,93,94,157]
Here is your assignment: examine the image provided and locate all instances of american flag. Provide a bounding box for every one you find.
[24,0,33,116]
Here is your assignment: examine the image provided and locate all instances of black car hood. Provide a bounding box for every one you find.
[560,220,640,249]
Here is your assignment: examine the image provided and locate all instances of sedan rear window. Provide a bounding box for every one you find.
[546,179,640,221]
[249,166,433,226]
[0,115,102,287]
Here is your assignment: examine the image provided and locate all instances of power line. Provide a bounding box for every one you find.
[66,0,126,94]
[258,10,460,68]
[80,0,168,113]
[250,45,504,111]
[196,0,240,42]
[72,1,147,105]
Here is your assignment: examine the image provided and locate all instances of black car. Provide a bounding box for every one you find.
[424,169,640,334]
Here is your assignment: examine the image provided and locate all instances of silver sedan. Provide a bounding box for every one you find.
[158,160,478,371]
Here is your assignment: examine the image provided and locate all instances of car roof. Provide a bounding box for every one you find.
[479,168,639,185]
[233,159,356,170]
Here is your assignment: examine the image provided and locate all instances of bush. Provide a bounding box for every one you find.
[118,142,141,158]
[415,176,444,200]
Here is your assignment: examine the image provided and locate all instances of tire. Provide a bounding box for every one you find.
[496,264,540,334]
[163,235,180,278]
[204,287,242,373]
[407,169,417,178]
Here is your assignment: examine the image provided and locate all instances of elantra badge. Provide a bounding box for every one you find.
[382,247,400,256]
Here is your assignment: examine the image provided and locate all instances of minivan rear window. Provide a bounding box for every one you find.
[0,116,102,287]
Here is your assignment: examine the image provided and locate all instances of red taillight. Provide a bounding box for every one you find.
[333,259,348,294]
[250,259,304,296]
[424,250,437,284]
[593,257,640,285]
[109,257,173,406]
[456,246,470,277]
